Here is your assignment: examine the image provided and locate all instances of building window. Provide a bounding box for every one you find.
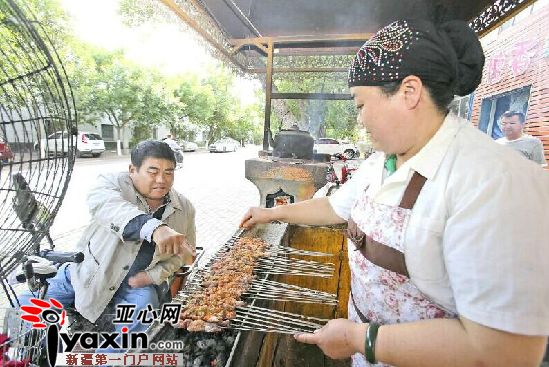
[449,94,473,120]
[101,124,114,141]
[478,86,531,139]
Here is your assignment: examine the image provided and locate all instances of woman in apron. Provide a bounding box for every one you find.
[240,19,549,367]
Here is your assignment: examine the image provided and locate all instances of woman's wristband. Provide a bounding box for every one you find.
[365,322,380,364]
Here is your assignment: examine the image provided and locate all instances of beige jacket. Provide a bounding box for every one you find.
[70,172,196,322]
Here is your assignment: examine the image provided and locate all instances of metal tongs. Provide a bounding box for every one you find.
[174,246,205,278]
[170,246,205,297]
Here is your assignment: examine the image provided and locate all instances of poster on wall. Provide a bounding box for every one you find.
[487,40,539,84]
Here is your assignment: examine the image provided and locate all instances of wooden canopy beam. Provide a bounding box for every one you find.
[230,33,371,51]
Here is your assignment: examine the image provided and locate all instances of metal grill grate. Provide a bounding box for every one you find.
[175,228,337,333]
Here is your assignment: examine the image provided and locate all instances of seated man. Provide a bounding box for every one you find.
[496,110,548,167]
[18,140,196,336]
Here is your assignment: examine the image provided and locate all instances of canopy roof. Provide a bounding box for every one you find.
[161,0,535,150]
[162,0,534,71]
[198,0,491,39]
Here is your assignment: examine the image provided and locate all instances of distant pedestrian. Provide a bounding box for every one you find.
[496,110,547,167]
[163,134,180,151]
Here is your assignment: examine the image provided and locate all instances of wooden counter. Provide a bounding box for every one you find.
[232,223,351,367]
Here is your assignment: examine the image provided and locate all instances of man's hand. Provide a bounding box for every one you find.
[294,319,367,360]
[239,207,276,229]
[152,225,194,258]
[128,271,153,288]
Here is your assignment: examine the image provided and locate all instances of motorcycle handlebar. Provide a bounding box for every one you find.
[40,250,84,264]
[14,251,83,283]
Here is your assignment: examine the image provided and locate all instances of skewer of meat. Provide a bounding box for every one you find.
[178,237,268,332]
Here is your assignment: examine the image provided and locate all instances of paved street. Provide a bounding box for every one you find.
[50,146,261,259]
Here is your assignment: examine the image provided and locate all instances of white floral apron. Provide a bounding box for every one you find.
[345,172,456,367]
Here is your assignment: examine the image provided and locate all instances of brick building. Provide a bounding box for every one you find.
[467,0,549,165]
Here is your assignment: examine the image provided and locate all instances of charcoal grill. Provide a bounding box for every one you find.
[144,222,345,367]
[174,226,337,334]
[245,157,329,208]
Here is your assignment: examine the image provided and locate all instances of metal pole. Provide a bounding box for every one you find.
[263,39,274,151]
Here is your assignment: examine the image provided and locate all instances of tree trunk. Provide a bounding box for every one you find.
[116,125,122,156]
[298,100,308,131]
[107,111,124,156]
[206,126,214,146]
[307,100,327,138]
[169,121,177,138]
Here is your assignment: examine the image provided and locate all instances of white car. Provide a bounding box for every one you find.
[313,138,359,159]
[179,140,198,152]
[209,138,239,153]
[39,131,105,157]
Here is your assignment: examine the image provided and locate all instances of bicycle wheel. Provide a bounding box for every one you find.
[1,307,47,366]
[0,0,76,278]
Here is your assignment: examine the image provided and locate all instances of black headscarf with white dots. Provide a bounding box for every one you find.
[348,20,485,96]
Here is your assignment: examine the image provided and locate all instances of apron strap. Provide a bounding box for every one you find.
[345,171,428,277]
[350,289,370,323]
[356,228,410,277]
[399,171,427,209]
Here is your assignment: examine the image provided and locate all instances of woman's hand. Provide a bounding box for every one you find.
[294,319,368,359]
[239,207,275,229]
[128,271,153,288]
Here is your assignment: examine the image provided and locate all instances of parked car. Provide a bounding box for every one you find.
[179,140,198,152]
[39,131,105,157]
[0,137,14,164]
[313,138,359,159]
[209,138,239,153]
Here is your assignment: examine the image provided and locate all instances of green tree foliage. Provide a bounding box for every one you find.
[68,46,263,147]
[118,0,168,27]
[173,74,214,135]
[0,0,74,142]
[72,50,150,145]
[200,67,234,145]
[172,66,262,145]
[66,45,194,149]
[229,104,263,145]
[2,0,264,148]
[324,101,359,141]
[0,0,69,107]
